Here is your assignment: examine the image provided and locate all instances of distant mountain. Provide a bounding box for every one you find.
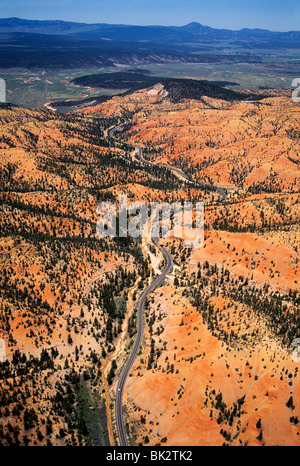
[0,18,299,71]
[0,17,299,46]
[0,17,101,35]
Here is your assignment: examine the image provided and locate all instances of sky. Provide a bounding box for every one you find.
[0,0,300,31]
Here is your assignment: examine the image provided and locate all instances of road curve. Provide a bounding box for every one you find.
[108,119,130,139]
[135,145,227,201]
[115,242,173,446]
[109,118,227,446]
[135,146,190,181]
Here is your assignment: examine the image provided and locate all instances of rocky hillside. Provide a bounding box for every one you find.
[0,105,192,446]
[0,87,299,446]
[77,84,300,446]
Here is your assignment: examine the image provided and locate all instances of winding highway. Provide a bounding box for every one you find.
[135,145,226,200]
[108,119,226,200]
[115,242,173,446]
[108,118,227,446]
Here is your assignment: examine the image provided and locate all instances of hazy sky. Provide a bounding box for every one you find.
[1,0,300,31]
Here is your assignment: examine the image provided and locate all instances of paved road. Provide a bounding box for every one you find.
[108,119,129,139]
[109,119,227,446]
[135,146,190,181]
[115,242,173,446]
[108,118,226,200]
[135,145,226,200]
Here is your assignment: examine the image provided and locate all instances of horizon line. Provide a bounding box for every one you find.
[0,17,299,33]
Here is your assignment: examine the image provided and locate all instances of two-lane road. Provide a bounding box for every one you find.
[115,242,173,446]
[135,145,226,200]
[109,119,227,446]
[135,146,190,181]
[108,119,130,139]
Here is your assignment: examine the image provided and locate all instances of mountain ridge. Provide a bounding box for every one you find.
[0,17,299,39]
